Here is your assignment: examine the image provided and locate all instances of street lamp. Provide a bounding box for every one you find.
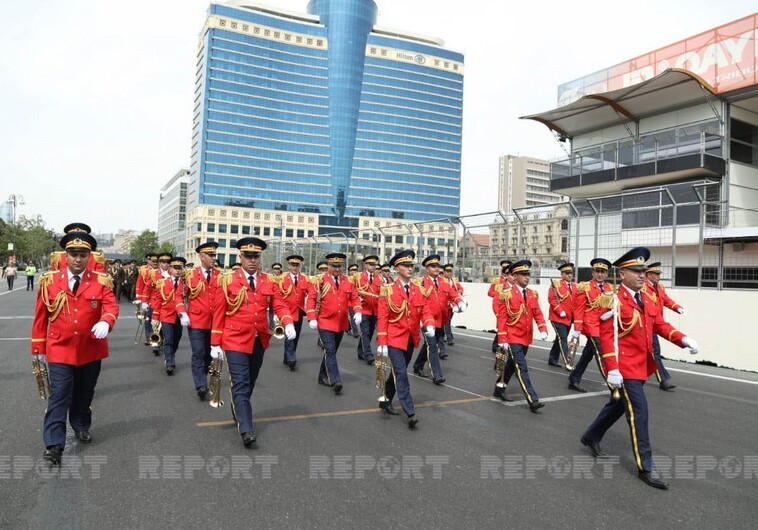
[5,194,24,266]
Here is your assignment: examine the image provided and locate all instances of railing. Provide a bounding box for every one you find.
[551,129,723,183]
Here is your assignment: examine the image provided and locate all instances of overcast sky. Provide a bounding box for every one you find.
[1,0,755,234]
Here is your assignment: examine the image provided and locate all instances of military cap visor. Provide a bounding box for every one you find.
[286,255,304,264]
[646,262,663,273]
[558,262,575,272]
[362,255,380,264]
[499,259,512,267]
[422,254,441,267]
[236,237,267,254]
[613,247,651,270]
[60,233,97,252]
[170,257,187,267]
[390,249,416,267]
[196,242,219,254]
[590,258,612,271]
[326,253,347,264]
[509,259,532,274]
[158,254,172,262]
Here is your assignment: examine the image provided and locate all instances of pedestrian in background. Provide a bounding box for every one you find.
[26,263,38,291]
[3,262,17,290]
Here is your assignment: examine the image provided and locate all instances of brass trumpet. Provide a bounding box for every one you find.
[148,320,163,349]
[208,357,224,408]
[133,301,147,345]
[270,316,285,340]
[32,357,52,400]
[494,345,509,388]
[375,353,389,403]
[566,335,579,371]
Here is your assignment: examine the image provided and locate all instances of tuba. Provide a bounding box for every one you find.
[375,353,389,403]
[494,345,509,388]
[32,357,52,400]
[208,357,224,408]
[270,315,285,340]
[148,320,163,349]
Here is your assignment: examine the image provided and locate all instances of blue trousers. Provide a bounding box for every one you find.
[227,342,266,435]
[504,343,539,404]
[582,379,652,472]
[188,328,211,390]
[318,330,344,385]
[443,316,454,343]
[549,322,570,365]
[413,327,444,378]
[652,334,671,383]
[144,307,154,340]
[357,314,376,360]
[385,338,416,417]
[43,361,102,449]
[569,336,606,385]
[161,319,182,368]
[283,314,304,363]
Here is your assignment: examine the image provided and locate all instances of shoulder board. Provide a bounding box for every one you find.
[93,251,106,264]
[310,275,321,285]
[184,269,194,282]
[50,251,63,268]
[96,272,114,290]
[552,280,561,288]
[155,278,165,289]
[528,288,539,299]
[411,278,423,286]
[266,273,282,284]
[216,270,234,288]
[380,284,391,297]
[38,271,56,290]
[491,278,500,285]
[576,282,589,292]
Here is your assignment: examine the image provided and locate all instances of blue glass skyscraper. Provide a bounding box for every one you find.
[189,0,464,235]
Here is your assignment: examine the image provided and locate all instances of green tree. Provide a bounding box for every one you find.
[0,216,57,268]
[129,230,175,260]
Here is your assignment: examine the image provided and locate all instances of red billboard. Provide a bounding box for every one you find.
[557,13,758,106]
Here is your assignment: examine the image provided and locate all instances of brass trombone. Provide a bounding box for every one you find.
[133,300,147,345]
[494,345,510,389]
[375,353,389,403]
[566,335,579,371]
[32,357,52,400]
[208,357,224,408]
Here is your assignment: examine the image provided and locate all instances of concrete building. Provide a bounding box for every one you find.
[158,169,189,256]
[498,155,564,211]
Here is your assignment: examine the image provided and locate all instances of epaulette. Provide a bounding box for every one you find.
[310,275,321,285]
[50,251,63,269]
[411,278,423,287]
[96,272,114,290]
[183,269,194,282]
[552,280,561,288]
[155,278,165,289]
[528,288,539,299]
[93,251,107,264]
[380,284,391,297]
[576,282,590,292]
[266,273,283,284]
[217,270,234,288]
[491,277,499,285]
[39,270,55,290]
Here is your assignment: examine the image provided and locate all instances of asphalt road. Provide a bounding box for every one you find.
[1,286,757,528]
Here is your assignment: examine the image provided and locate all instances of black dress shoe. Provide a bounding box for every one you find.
[144,341,150,346]
[447,342,454,346]
[379,401,399,415]
[74,430,92,444]
[568,382,588,393]
[365,357,375,366]
[638,470,669,490]
[288,361,297,372]
[581,437,609,458]
[659,380,677,391]
[333,383,343,395]
[548,360,562,367]
[318,379,331,387]
[166,366,175,376]
[439,353,448,360]
[529,401,545,413]
[413,369,429,378]
[241,432,257,448]
[407,415,418,429]
[43,446,62,466]
[197,387,208,400]
[153,348,160,356]
[432,376,446,385]
[492,388,513,402]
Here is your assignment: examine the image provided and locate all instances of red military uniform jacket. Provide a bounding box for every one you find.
[442,276,464,324]
[416,275,463,328]
[31,269,119,365]
[641,279,682,320]
[600,286,685,380]
[376,280,435,350]
[353,271,383,316]
[150,276,186,324]
[548,279,574,326]
[135,265,162,304]
[306,273,362,332]
[573,280,613,337]
[50,251,106,273]
[496,286,547,346]
[184,266,220,329]
[279,272,310,322]
[211,270,293,352]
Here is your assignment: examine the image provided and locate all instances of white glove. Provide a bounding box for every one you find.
[559,311,566,318]
[678,307,687,316]
[682,337,699,354]
[425,325,435,337]
[140,302,149,312]
[376,345,388,356]
[497,342,509,350]
[309,320,318,331]
[179,312,190,327]
[284,323,296,341]
[570,330,581,340]
[606,369,623,388]
[539,331,548,341]
[353,313,362,326]
[91,321,110,339]
[456,301,466,313]
[210,346,224,360]
[151,319,160,327]
[600,309,615,322]
[33,354,46,361]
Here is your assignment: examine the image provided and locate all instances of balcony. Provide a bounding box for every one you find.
[550,130,725,198]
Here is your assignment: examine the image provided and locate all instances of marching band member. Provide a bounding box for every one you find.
[184,242,220,399]
[441,264,463,346]
[135,252,161,351]
[347,263,361,338]
[280,254,310,371]
[376,250,434,429]
[580,248,699,490]
[547,262,575,368]
[379,263,392,284]
[642,262,686,391]
[411,254,465,385]
[50,223,107,273]
[31,231,118,465]
[150,257,189,376]
[210,238,296,447]
[568,258,613,393]
[494,260,548,411]
[306,253,362,394]
[488,260,512,353]
[354,255,382,365]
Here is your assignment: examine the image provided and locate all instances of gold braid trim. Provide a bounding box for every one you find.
[355,274,379,298]
[279,282,294,298]
[383,284,407,323]
[498,287,513,302]
[505,295,525,326]
[50,251,63,269]
[97,273,114,290]
[594,291,615,310]
[411,279,433,298]
[184,270,206,300]
[320,282,331,298]
[552,280,569,301]
[617,310,641,338]
[39,272,68,322]
[529,288,539,300]
[266,273,283,284]
[642,285,657,304]
[219,278,247,316]
[576,282,590,292]
[93,250,106,264]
